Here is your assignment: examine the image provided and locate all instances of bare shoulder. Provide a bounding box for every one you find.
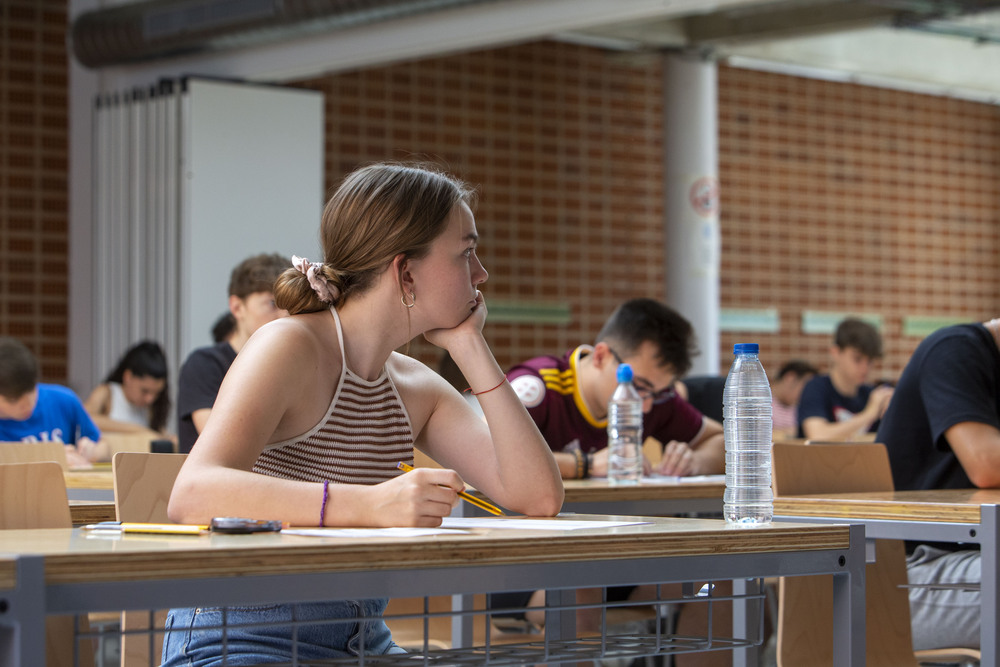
[386,353,451,417]
[386,352,443,388]
[83,382,111,411]
[232,311,342,382]
[245,311,334,356]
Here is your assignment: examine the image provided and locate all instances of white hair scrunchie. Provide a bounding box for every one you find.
[291,255,339,304]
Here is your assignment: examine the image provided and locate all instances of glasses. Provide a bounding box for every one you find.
[607,347,677,405]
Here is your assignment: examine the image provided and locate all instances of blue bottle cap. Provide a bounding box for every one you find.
[616,363,634,383]
[733,343,759,355]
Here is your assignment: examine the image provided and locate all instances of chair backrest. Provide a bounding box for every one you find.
[772,442,917,667]
[102,432,156,458]
[771,441,894,496]
[0,461,71,529]
[0,440,69,470]
[112,452,187,666]
[0,462,93,667]
[112,452,187,522]
[679,375,726,423]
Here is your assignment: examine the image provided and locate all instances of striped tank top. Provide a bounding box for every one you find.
[252,308,415,485]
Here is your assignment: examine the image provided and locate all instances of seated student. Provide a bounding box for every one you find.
[0,336,107,466]
[162,163,562,665]
[797,317,894,440]
[877,318,1000,651]
[84,340,172,440]
[501,299,729,666]
[770,359,818,440]
[508,298,724,479]
[176,253,290,453]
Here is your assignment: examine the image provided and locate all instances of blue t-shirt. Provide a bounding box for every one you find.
[0,383,101,444]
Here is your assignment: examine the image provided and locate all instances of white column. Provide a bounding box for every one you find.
[663,52,720,376]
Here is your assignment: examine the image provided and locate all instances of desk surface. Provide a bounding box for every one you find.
[774,488,1000,524]
[0,515,847,590]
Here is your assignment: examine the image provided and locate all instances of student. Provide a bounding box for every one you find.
[0,336,106,466]
[175,253,290,453]
[500,299,728,666]
[84,340,171,438]
[770,359,818,440]
[162,163,563,664]
[876,318,1000,651]
[508,298,725,479]
[797,317,894,440]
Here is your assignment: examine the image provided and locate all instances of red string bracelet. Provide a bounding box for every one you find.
[319,480,329,526]
[466,376,508,396]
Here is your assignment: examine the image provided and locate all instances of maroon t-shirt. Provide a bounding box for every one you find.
[507,346,705,455]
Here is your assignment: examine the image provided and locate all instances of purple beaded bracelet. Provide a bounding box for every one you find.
[319,480,329,526]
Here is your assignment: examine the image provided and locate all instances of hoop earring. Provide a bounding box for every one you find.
[401,292,415,308]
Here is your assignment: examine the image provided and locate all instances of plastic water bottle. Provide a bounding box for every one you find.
[608,363,643,485]
[723,343,773,525]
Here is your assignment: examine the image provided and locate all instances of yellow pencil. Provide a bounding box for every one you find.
[397,462,506,516]
[83,522,208,535]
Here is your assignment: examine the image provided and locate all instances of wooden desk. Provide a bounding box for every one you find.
[775,489,999,666]
[0,515,865,666]
[560,476,724,515]
[68,500,116,525]
[63,467,114,501]
[466,476,725,519]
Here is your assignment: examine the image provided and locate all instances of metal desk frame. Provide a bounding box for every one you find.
[0,521,865,667]
[776,504,998,666]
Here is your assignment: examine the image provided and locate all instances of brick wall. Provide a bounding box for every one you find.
[2,22,998,384]
[718,67,1000,378]
[295,43,1000,378]
[0,0,69,381]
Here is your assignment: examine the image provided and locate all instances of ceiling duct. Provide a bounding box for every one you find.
[71,0,498,69]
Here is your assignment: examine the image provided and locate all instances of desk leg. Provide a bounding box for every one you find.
[0,555,46,667]
[982,505,998,667]
[832,524,866,666]
[544,588,575,643]
[451,593,474,649]
[732,578,760,667]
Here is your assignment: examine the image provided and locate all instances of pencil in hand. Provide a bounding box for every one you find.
[396,461,506,516]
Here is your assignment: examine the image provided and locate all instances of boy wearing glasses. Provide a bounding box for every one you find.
[507,298,724,479]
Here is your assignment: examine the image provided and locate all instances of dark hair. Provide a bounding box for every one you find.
[229,253,290,299]
[274,163,476,315]
[834,318,883,359]
[777,359,819,380]
[595,299,698,377]
[104,340,170,432]
[0,337,39,400]
[211,312,236,343]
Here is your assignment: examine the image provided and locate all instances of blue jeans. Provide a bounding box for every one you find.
[160,599,405,666]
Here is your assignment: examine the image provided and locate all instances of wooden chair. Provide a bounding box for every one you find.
[0,462,94,667]
[102,432,156,457]
[772,442,981,666]
[0,440,69,469]
[112,452,187,667]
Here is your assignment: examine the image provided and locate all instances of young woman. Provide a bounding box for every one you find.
[84,340,171,437]
[163,163,563,665]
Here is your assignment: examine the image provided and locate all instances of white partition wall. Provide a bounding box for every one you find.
[89,78,323,397]
[179,78,323,359]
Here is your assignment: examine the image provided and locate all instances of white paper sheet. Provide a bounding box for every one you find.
[283,527,463,538]
[440,517,647,531]
[642,474,726,485]
[281,517,648,538]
